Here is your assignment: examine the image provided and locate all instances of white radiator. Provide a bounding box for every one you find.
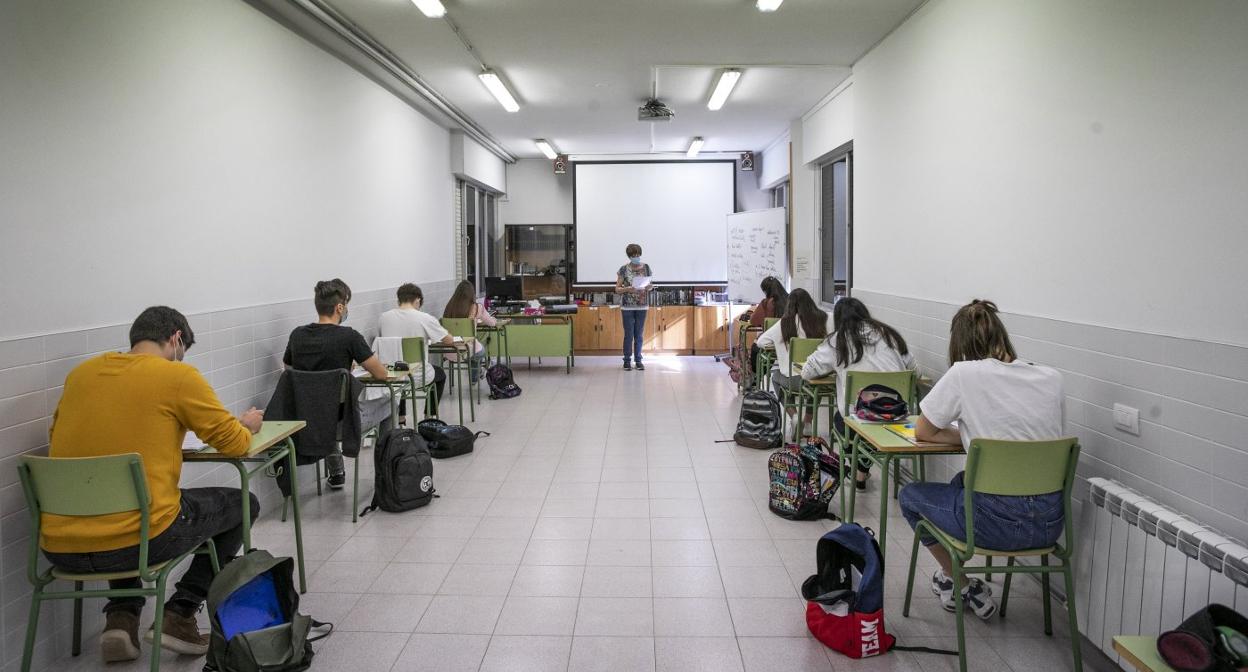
[1076,478,1248,669]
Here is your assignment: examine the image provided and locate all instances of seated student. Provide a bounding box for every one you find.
[43,306,263,662]
[900,299,1065,620]
[441,279,495,381]
[755,288,832,434]
[378,282,453,415]
[801,297,915,491]
[283,279,392,489]
[738,277,789,379]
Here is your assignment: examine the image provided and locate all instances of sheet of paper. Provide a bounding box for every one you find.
[182,431,206,453]
[452,336,465,342]
[631,276,652,290]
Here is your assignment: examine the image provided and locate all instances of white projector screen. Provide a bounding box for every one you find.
[574,161,736,284]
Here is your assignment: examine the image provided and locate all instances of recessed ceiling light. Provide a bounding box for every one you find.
[687,137,705,158]
[535,139,558,160]
[707,69,742,111]
[756,0,783,11]
[411,0,446,18]
[478,71,520,112]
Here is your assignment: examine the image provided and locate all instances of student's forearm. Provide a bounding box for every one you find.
[915,416,961,444]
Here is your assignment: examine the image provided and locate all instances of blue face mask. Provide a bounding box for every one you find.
[629,256,642,265]
[339,305,349,324]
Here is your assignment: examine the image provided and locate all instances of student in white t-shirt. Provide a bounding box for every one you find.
[378,283,453,416]
[900,300,1065,621]
[801,297,915,491]
[755,289,833,436]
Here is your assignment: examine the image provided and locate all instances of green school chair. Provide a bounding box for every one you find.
[439,317,482,418]
[402,336,440,418]
[902,438,1083,672]
[18,454,221,672]
[780,337,822,441]
[753,317,781,391]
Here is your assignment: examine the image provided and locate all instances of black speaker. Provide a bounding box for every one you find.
[740,151,755,171]
[554,155,568,174]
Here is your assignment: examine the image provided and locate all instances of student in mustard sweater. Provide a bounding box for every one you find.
[44,307,263,663]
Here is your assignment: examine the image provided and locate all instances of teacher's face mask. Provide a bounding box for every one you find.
[629,256,642,264]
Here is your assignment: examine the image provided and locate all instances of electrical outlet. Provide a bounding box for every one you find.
[1113,403,1140,436]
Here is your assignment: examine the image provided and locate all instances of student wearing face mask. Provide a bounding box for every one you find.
[615,243,652,370]
[44,306,263,663]
[283,279,392,489]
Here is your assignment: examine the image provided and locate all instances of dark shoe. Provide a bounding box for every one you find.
[101,611,141,663]
[144,609,209,656]
[635,362,645,371]
[856,476,869,492]
[326,453,346,490]
[623,361,633,371]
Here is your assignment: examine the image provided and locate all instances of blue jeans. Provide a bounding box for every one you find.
[621,309,646,363]
[899,472,1063,551]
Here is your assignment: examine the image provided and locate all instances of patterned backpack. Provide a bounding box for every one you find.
[768,438,840,520]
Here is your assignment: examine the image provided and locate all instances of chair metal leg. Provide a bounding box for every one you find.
[1041,554,1053,636]
[985,555,993,582]
[316,461,323,497]
[903,532,921,616]
[21,587,43,672]
[205,538,221,574]
[352,454,361,523]
[1064,563,1083,671]
[1000,557,1015,617]
[952,559,969,672]
[281,496,289,523]
[72,583,83,657]
[151,580,167,672]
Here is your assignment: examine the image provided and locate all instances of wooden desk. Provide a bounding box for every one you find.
[843,415,963,554]
[1113,636,1176,672]
[430,339,477,424]
[185,420,308,592]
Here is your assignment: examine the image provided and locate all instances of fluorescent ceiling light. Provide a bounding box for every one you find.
[411,0,446,18]
[707,69,741,111]
[756,0,783,11]
[478,71,520,112]
[535,139,558,160]
[687,137,704,158]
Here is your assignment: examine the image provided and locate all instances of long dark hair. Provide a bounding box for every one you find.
[760,276,788,316]
[948,299,1016,364]
[443,280,477,319]
[780,288,828,345]
[831,298,909,368]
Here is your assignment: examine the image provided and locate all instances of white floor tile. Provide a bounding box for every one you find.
[568,636,656,672]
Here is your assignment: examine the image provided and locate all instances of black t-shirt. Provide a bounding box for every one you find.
[282,323,373,372]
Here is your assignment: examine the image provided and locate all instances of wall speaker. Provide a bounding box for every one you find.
[554,155,568,174]
[740,151,754,171]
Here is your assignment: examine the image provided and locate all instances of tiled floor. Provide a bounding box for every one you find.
[52,356,1114,672]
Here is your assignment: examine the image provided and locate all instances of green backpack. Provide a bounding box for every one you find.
[204,550,331,672]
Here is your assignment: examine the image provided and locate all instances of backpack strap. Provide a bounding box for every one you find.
[891,642,958,656]
[473,431,491,439]
[307,619,334,643]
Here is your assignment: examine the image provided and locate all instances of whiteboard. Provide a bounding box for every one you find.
[727,208,787,304]
[574,162,736,284]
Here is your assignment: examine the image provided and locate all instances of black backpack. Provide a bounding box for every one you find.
[486,363,521,399]
[734,390,783,449]
[417,418,489,459]
[204,550,331,672]
[359,427,435,516]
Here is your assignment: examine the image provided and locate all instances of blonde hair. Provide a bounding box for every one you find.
[948,299,1016,364]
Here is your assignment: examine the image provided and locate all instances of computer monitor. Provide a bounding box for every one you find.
[485,276,523,302]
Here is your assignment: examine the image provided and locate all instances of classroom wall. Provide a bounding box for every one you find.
[451,131,508,193]
[0,1,461,668]
[793,0,1248,545]
[499,159,574,226]
[757,135,790,190]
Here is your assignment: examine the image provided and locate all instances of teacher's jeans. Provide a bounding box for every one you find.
[621,309,647,364]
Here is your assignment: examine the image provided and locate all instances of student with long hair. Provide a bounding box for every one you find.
[746,276,789,327]
[900,300,1065,620]
[442,280,496,380]
[802,297,915,491]
[755,288,832,433]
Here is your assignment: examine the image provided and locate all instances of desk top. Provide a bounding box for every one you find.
[1113,637,1175,672]
[186,420,305,459]
[429,338,476,352]
[845,415,963,454]
[479,320,510,329]
[360,368,417,382]
[806,376,836,386]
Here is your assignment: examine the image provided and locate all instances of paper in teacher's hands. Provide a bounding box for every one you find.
[631,276,652,290]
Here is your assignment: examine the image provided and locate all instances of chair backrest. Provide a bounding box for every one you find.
[440,318,477,340]
[843,369,918,412]
[20,453,148,517]
[401,337,426,364]
[763,317,779,331]
[788,337,822,374]
[966,438,1079,497]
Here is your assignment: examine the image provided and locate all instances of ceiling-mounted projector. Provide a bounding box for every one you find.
[638,98,674,122]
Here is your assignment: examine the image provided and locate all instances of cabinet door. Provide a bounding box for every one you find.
[573,308,600,351]
[693,306,728,352]
[641,308,661,351]
[660,306,693,351]
[599,306,624,350]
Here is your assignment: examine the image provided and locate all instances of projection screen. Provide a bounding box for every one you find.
[574,161,736,284]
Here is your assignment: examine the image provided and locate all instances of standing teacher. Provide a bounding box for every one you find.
[616,243,652,371]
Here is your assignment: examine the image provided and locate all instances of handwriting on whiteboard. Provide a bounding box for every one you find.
[727,209,786,305]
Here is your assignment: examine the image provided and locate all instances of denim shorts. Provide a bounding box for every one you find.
[899,472,1063,551]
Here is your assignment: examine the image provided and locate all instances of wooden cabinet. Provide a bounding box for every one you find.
[693,305,730,353]
[573,307,601,351]
[599,307,623,349]
[658,306,693,351]
[642,309,661,351]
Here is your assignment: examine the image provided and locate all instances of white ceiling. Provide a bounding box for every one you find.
[325,0,923,158]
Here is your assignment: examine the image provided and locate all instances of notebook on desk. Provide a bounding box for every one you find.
[182,431,209,454]
[883,422,917,443]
